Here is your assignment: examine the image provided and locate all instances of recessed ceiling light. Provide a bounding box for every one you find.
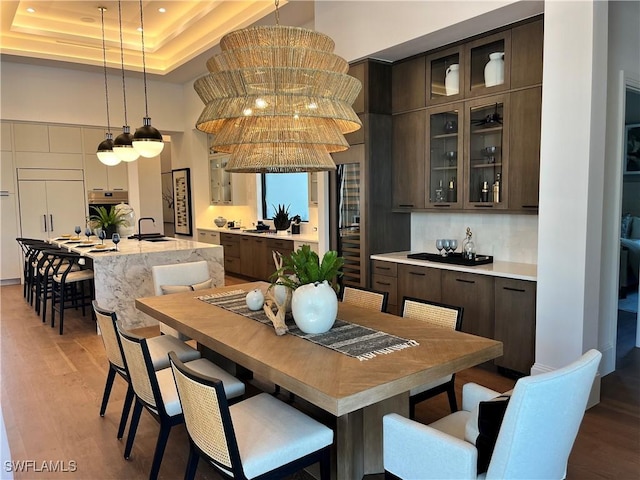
[137,27,143,32]
[158,7,166,13]
[26,7,35,13]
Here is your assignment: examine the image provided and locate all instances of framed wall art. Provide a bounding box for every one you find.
[172,168,193,235]
[624,124,640,175]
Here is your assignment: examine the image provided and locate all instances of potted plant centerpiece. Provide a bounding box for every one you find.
[271,245,344,334]
[272,203,291,235]
[89,205,127,239]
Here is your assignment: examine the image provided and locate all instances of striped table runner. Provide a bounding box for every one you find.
[197,289,419,361]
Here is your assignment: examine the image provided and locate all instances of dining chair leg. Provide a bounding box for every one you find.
[184,444,200,480]
[100,368,117,416]
[319,447,331,480]
[149,422,172,480]
[118,386,135,440]
[446,382,458,412]
[124,400,143,460]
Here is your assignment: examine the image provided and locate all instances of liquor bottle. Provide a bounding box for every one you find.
[481,181,489,202]
[447,178,456,202]
[493,173,501,203]
[435,179,444,202]
[462,227,476,260]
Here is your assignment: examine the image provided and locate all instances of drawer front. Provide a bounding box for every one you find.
[224,256,241,274]
[371,273,397,308]
[372,260,397,277]
[441,270,494,339]
[197,230,220,244]
[267,238,293,250]
[220,233,240,258]
[398,264,442,307]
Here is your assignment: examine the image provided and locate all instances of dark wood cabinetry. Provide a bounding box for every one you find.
[220,233,241,275]
[508,87,542,210]
[441,270,494,339]
[371,260,398,314]
[376,259,535,375]
[391,17,543,213]
[331,60,410,290]
[240,236,268,281]
[398,263,442,305]
[391,55,425,113]
[392,110,426,209]
[494,278,536,374]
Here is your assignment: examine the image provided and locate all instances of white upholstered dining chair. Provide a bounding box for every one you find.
[151,261,212,339]
[383,349,602,479]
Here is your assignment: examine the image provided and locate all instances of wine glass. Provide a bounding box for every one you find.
[450,239,458,255]
[74,225,81,238]
[442,239,451,256]
[436,239,444,256]
[98,229,106,245]
[85,227,92,242]
[111,233,121,251]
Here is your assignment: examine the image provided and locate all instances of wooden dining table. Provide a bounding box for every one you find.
[135,281,502,480]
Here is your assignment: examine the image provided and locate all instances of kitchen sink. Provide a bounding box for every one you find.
[143,237,175,242]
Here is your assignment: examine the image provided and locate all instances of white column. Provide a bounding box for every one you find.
[534,0,608,376]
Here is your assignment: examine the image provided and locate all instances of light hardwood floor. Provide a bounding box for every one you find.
[1,282,638,479]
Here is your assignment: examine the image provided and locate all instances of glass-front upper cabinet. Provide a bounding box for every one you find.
[464,94,509,209]
[426,103,464,208]
[426,46,465,105]
[209,153,232,204]
[465,31,511,97]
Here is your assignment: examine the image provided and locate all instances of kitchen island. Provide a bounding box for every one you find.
[51,236,224,329]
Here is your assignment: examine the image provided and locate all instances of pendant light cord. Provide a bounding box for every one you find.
[99,7,111,134]
[117,0,129,126]
[138,0,149,118]
[274,0,280,25]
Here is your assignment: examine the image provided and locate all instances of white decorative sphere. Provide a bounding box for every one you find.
[245,289,265,311]
[291,281,338,334]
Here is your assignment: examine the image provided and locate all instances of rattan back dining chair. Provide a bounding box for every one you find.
[402,296,464,417]
[116,324,245,480]
[92,301,202,439]
[342,285,389,312]
[169,352,333,480]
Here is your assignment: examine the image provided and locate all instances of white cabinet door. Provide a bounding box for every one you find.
[107,162,128,190]
[1,151,15,192]
[13,124,49,152]
[1,193,21,280]
[1,122,12,151]
[17,180,49,238]
[46,180,87,237]
[18,180,86,238]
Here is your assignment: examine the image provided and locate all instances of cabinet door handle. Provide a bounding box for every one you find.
[376,266,391,271]
[409,271,425,276]
[455,278,475,284]
[433,204,451,208]
[503,286,526,293]
[473,204,494,208]
[375,281,391,286]
[521,205,538,209]
[50,214,54,231]
[398,204,414,208]
[43,214,48,232]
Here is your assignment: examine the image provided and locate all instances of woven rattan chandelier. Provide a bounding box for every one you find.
[194,1,362,173]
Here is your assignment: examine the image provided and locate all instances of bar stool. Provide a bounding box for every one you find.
[49,250,95,334]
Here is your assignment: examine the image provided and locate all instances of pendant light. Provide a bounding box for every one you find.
[193,0,361,173]
[132,0,164,158]
[113,0,140,163]
[96,6,121,166]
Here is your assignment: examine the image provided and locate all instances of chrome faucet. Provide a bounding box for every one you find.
[138,217,155,240]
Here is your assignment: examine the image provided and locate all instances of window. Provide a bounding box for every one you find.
[261,173,309,221]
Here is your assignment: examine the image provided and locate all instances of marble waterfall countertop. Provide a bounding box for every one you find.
[51,236,225,329]
[371,251,537,281]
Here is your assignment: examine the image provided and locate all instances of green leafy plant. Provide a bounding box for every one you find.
[271,245,344,293]
[272,203,291,231]
[89,205,127,230]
